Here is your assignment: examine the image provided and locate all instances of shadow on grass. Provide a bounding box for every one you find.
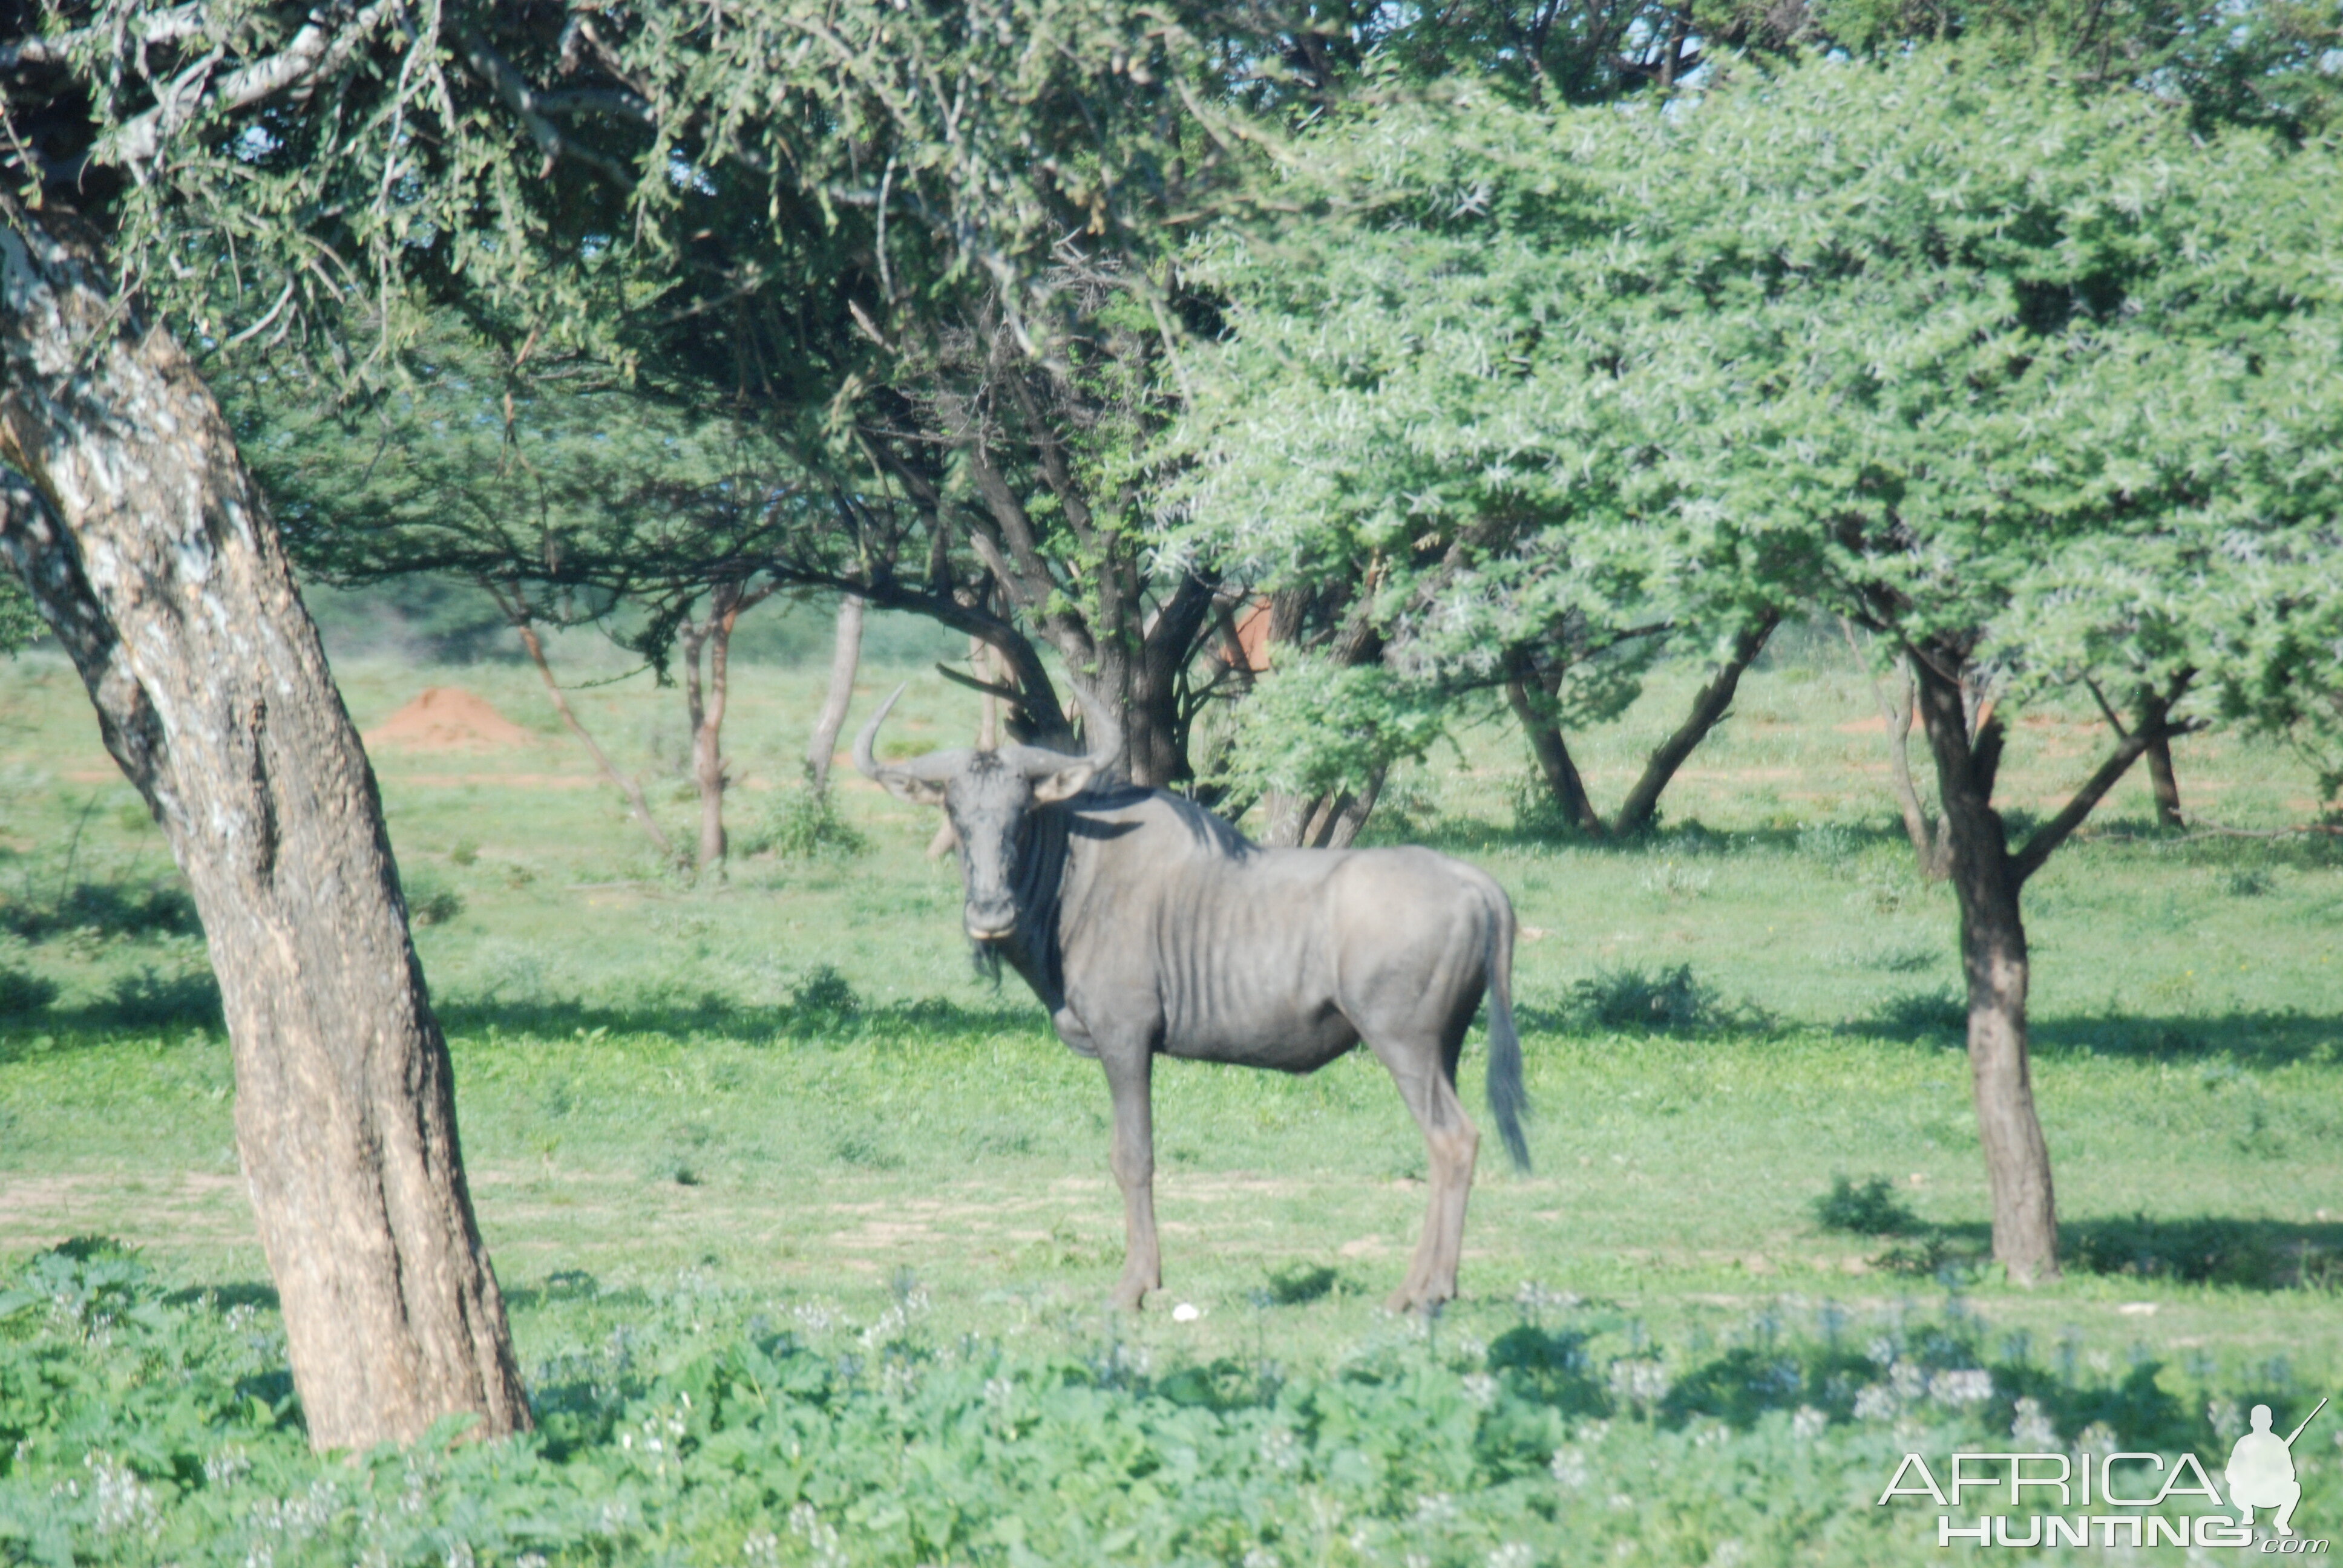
[0,972,228,1056]
[0,988,1053,1061]
[1374,814,1905,859]
[433,992,1051,1047]
[0,879,200,942]
[1843,996,2343,1068]
[1860,1215,2342,1293]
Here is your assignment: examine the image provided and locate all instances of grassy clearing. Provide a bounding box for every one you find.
[0,635,2336,1563]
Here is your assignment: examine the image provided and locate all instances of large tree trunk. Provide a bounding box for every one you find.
[0,201,528,1448]
[1910,649,2059,1283]
[807,592,865,793]
[1608,611,1779,837]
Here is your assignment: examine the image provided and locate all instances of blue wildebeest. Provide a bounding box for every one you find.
[854,687,1528,1312]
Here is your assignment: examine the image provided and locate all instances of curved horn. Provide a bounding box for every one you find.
[852,684,909,781]
[854,685,966,784]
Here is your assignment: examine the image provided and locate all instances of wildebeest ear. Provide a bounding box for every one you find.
[877,772,949,806]
[1030,763,1095,805]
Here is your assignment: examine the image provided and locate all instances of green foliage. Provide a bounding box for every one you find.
[1263,1263,1345,1305]
[2,1241,2305,1566]
[0,879,200,943]
[1173,48,2343,805]
[1814,1177,1922,1236]
[1211,655,1449,804]
[0,573,44,658]
[96,967,224,1031]
[788,965,862,1022]
[743,783,870,862]
[1565,964,1746,1033]
[405,883,465,929]
[224,319,804,668]
[0,965,58,1017]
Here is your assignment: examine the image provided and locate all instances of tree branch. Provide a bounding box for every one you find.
[453,24,634,184]
[2010,670,2197,884]
[90,0,404,172]
[1,7,208,74]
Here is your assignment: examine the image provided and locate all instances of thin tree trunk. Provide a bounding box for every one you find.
[500,598,677,864]
[1124,572,1221,788]
[1506,659,1605,837]
[680,581,770,875]
[0,200,526,1448]
[807,592,865,793]
[1910,649,2059,1283]
[2146,734,2183,828]
[1840,618,1950,879]
[1609,611,1780,837]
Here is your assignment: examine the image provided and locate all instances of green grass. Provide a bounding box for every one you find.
[0,637,2337,1563]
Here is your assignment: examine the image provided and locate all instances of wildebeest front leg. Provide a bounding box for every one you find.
[1375,1050,1481,1313]
[1099,1045,1162,1311]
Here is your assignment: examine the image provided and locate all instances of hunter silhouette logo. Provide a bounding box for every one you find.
[2229,1398,2325,1537]
[1877,1394,2332,1550]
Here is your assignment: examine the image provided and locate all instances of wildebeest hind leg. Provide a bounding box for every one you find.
[1373,1045,1481,1313]
[1099,1049,1162,1311]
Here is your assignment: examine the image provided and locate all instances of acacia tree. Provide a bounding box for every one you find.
[1175,57,2343,1281]
[1165,108,1795,840]
[99,1,1289,783]
[1599,61,2343,1278]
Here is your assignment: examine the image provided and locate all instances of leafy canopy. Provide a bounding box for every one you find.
[1168,51,2343,779]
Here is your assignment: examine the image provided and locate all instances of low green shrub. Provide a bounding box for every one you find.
[1566,964,1755,1033]
[743,780,868,860]
[0,878,200,941]
[94,966,223,1030]
[0,1244,2292,1568]
[1812,1175,1919,1236]
[0,964,58,1016]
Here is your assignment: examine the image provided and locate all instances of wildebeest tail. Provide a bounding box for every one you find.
[1484,896,1531,1171]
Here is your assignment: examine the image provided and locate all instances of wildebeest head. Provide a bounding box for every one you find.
[854,685,1104,942]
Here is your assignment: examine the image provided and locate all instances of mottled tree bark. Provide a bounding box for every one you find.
[1910,652,2184,1282]
[0,200,526,1448]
